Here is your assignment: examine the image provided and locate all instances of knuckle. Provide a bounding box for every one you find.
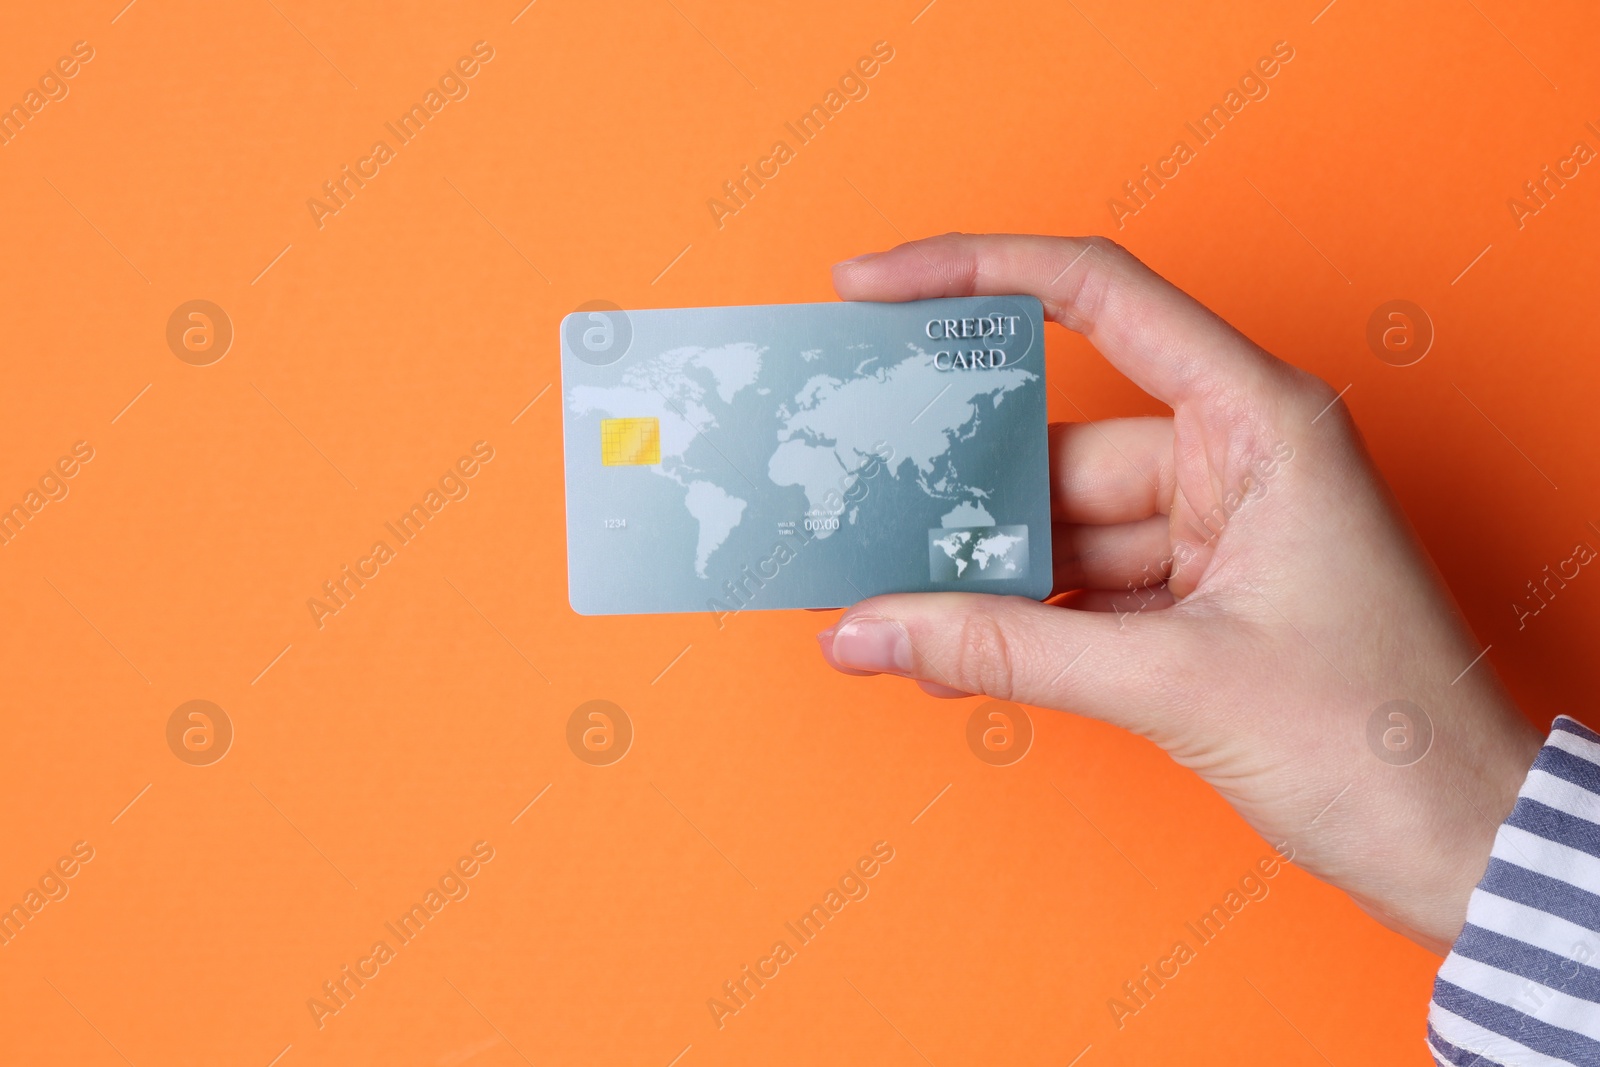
[1084,234,1127,258]
[1052,236,1140,333]
[1278,366,1351,431]
[1290,368,1338,409]
[951,608,1020,701]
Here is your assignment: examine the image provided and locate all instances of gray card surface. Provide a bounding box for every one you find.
[560,296,1051,616]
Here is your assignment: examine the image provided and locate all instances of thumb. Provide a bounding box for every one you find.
[818,592,1180,727]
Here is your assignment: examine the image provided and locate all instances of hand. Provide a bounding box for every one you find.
[816,233,1542,953]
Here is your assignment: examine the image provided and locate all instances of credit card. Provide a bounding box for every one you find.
[560,295,1051,616]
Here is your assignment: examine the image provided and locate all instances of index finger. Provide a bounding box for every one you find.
[831,233,1278,407]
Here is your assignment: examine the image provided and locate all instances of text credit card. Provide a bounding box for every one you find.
[560,296,1051,616]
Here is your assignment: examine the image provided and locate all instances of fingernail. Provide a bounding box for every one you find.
[831,617,913,674]
[835,251,879,267]
[817,626,876,676]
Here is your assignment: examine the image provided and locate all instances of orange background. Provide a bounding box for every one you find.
[3,1,1598,1063]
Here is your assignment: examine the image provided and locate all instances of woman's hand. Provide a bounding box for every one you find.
[816,233,1542,953]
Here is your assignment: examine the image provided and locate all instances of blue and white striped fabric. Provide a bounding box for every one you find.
[1429,716,1600,1067]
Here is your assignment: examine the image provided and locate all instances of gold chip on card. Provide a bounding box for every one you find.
[600,417,660,466]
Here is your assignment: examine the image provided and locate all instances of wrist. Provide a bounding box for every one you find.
[1404,711,1543,953]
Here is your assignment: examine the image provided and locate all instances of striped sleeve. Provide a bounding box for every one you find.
[1428,716,1600,1067]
